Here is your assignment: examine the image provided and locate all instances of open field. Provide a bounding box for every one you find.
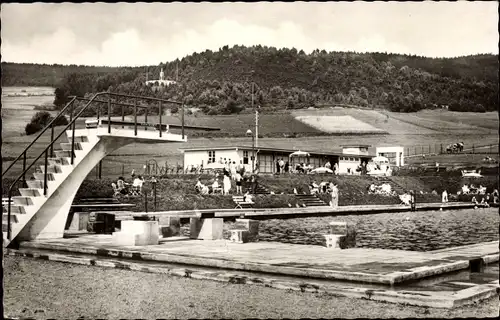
[2,90,498,179]
[292,108,498,135]
[414,109,500,131]
[295,115,387,134]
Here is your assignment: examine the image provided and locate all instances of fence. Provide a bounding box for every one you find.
[88,158,185,179]
[405,144,498,157]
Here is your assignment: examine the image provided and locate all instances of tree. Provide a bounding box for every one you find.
[53,87,68,109]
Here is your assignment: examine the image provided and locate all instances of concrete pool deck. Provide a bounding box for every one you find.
[111,201,494,221]
[18,235,499,286]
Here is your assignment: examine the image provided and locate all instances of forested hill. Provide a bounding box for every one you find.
[2,46,498,113]
[1,62,138,87]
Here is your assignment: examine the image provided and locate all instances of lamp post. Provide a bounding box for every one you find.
[151,176,158,212]
[246,129,255,173]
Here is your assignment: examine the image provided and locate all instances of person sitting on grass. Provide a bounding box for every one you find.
[132,175,145,195]
[117,176,130,196]
[310,181,319,195]
[212,178,221,194]
[243,191,254,203]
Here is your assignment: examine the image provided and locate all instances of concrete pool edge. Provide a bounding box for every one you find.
[6,248,499,309]
[18,239,499,285]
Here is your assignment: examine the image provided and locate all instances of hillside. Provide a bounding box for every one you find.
[2,46,498,113]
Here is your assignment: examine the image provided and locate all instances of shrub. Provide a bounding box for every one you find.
[25,122,43,135]
[25,111,69,135]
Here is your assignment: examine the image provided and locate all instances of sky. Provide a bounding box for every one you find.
[1,2,498,67]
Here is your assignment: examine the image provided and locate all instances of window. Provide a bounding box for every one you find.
[208,151,215,163]
[243,151,249,164]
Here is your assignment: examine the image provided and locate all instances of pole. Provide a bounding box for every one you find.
[255,108,259,148]
[252,134,255,173]
[152,177,157,212]
[181,103,185,139]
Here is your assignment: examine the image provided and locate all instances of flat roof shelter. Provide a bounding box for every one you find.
[180,145,376,175]
[376,146,405,167]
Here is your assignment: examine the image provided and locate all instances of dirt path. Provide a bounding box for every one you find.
[3,255,499,319]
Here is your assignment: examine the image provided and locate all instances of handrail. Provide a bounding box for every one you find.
[5,91,185,241]
[2,96,78,176]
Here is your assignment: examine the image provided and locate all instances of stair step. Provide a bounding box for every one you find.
[12,196,34,206]
[67,136,89,143]
[60,142,83,151]
[40,164,63,174]
[48,157,70,166]
[2,215,19,223]
[55,150,75,159]
[19,188,41,197]
[26,180,46,189]
[33,172,55,181]
[8,205,26,215]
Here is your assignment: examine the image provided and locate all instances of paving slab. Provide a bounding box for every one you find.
[20,235,499,285]
[6,247,500,309]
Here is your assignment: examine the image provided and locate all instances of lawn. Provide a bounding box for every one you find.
[414,109,499,131]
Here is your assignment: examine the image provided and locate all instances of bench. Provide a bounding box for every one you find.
[233,196,254,209]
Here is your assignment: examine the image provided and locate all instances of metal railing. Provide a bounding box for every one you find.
[4,92,184,241]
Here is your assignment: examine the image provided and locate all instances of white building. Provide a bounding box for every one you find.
[376,146,405,166]
[180,145,375,175]
[145,68,177,86]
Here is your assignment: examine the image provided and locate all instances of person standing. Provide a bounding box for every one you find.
[410,190,416,211]
[279,158,285,173]
[250,175,258,194]
[442,190,448,203]
[330,183,339,208]
[276,159,281,175]
[223,171,232,195]
[235,171,243,194]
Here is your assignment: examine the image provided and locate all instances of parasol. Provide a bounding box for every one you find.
[289,151,310,157]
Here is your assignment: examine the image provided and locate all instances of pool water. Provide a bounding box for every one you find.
[243,208,499,251]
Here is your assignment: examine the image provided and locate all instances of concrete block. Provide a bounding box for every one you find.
[198,218,224,240]
[324,234,346,249]
[112,221,159,246]
[234,219,259,242]
[329,221,347,235]
[230,229,250,243]
[68,212,90,231]
[158,216,180,227]
[159,216,181,237]
[329,221,356,248]
[190,218,203,239]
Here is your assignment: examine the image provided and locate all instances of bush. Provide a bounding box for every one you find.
[24,111,69,135]
[25,122,43,135]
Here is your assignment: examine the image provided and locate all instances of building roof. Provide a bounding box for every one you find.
[340,144,372,148]
[180,145,376,158]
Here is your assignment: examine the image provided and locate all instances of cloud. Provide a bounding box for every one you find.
[1,2,498,66]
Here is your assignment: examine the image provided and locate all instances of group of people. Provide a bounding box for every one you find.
[194,161,259,196]
[308,181,336,195]
[368,183,396,196]
[115,172,145,197]
[459,184,487,195]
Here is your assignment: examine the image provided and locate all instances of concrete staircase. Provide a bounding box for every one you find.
[3,122,187,247]
[295,194,329,207]
[242,181,270,195]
